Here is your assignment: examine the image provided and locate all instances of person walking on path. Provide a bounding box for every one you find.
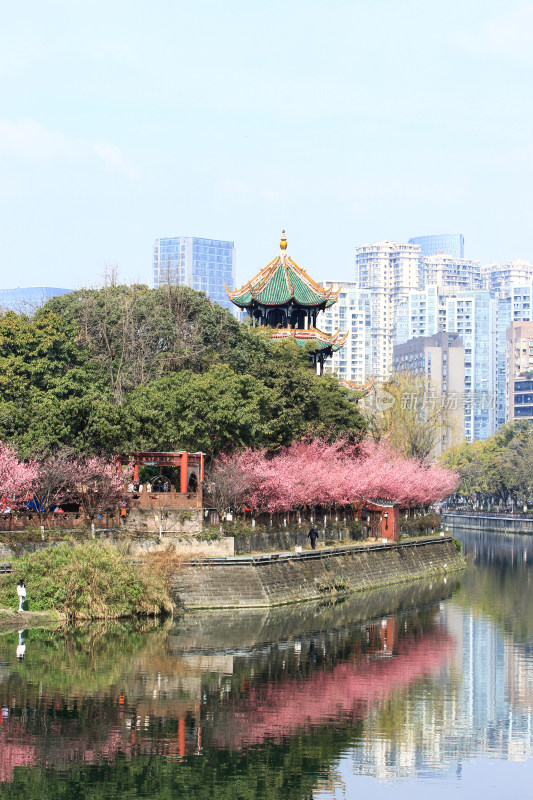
[307,526,319,550]
[16,579,26,613]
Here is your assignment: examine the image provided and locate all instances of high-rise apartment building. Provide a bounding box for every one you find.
[152,236,236,312]
[494,286,533,427]
[317,283,371,383]
[395,284,455,346]
[395,285,497,441]
[446,291,496,441]
[408,233,465,258]
[506,321,533,423]
[423,254,482,290]
[392,332,465,456]
[354,241,422,378]
[482,261,533,292]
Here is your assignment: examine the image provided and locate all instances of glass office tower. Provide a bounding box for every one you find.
[408,234,465,258]
[152,236,236,312]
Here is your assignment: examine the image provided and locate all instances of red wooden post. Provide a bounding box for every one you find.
[178,716,186,758]
[133,462,139,483]
[180,452,188,494]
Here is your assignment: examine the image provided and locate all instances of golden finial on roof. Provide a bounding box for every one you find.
[280,229,287,250]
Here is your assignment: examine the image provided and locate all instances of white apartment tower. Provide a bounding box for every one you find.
[423,254,482,290]
[317,283,371,383]
[354,241,422,378]
[482,261,533,292]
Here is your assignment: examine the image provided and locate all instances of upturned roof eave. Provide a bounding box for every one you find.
[226,246,340,309]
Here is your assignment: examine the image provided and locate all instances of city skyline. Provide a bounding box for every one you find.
[4,227,533,293]
[1,1,533,290]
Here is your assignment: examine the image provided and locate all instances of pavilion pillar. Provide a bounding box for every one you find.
[178,717,186,758]
[380,618,398,653]
[133,463,139,483]
[180,452,188,494]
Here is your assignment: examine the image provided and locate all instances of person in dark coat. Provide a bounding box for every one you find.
[307,526,319,550]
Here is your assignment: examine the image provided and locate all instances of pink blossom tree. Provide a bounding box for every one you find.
[204,454,257,516]
[0,442,36,509]
[71,455,126,521]
[209,438,459,515]
[30,449,80,525]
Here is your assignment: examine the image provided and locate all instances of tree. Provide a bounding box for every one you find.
[208,438,459,515]
[31,449,79,525]
[72,456,126,521]
[204,456,256,517]
[367,373,454,461]
[0,285,367,457]
[441,421,533,507]
[0,441,36,508]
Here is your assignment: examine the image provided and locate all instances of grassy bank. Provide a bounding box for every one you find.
[0,542,172,621]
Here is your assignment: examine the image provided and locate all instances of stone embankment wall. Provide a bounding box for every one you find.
[443,513,533,535]
[170,536,463,610]
[169,575,460,655]
[233,526,352,554]
[123,508,203,534]
[0,533,234,560]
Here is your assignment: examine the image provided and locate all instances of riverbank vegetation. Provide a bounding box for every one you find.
[0,542,172,620]
[441,420,533,508]
[0,283,459,524]
[0,283,366,458]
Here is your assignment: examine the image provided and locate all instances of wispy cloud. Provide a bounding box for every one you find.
[0,118,138,177]
[455,2,533,62]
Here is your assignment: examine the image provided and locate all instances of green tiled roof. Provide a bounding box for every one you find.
[295,337,331,351]
[287,267,325,306]
[226,253,340,310]
[254,262,291,305]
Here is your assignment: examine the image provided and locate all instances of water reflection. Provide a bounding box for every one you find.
[0,533,531,797]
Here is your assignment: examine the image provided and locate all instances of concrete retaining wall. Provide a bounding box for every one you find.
[443,513,533,536]
[0,532,234,560]
[171,575,460,654]
[123,508,203,534]
[170,536,463,609]
[233,526,353,554]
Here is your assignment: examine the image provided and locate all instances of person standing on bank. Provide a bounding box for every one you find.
[307,526,319,550]
[17,579,26,613]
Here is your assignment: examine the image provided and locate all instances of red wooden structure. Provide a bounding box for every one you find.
[125,451,204,494]
[358,501,400,542]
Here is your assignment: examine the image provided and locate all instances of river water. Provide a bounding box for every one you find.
[0,530,532,799]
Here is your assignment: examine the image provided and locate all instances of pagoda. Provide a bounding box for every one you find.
[226,230,348,374]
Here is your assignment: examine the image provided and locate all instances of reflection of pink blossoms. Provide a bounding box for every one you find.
[0,442,36,508]
[211,438,459,513]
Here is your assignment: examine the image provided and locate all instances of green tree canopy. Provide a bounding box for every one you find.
[441,421,533,504]
[0,285,366,457]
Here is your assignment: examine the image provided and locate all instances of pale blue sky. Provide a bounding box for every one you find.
[1,0,533,289]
